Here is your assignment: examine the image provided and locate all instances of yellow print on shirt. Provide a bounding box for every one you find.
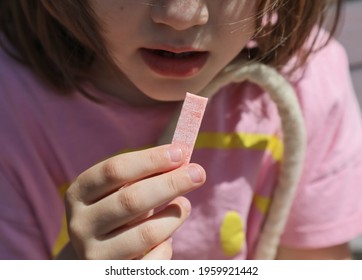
[52,132,283,257]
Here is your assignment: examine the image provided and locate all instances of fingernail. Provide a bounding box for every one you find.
[187,165,203,183]
[167,146,182,162]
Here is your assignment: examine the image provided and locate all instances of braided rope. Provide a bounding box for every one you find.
[158,62,306,259]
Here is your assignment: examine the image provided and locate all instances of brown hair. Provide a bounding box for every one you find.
[0,0,343,93]
[253,0,343,72]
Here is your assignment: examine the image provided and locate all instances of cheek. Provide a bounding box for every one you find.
[217,1,257,35]
[221,5,257,55]
[91,2,137,51]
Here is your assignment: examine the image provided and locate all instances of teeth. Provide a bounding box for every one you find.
[154,50,194,58]
[163,50,177,58]
[177,52,194,58]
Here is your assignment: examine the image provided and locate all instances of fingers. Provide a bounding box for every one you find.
[64,144,206,260]
[126,210,154,226]
[141,238,173,260]
[86,163,205,235]
[68,144,185,204]
[75,197,190,260]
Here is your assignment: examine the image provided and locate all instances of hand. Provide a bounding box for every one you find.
[64,144,206,259]
[276,243,352,260]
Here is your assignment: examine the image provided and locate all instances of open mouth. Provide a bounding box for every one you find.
[150,49,203,59]
[140,48,209,77]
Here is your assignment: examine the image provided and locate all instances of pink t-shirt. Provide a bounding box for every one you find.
[1,38,362,260]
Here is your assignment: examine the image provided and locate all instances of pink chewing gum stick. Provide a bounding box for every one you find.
[172,92,208,163]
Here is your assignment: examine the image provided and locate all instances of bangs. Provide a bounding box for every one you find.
[0,0,343,92]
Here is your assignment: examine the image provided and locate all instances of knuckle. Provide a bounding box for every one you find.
[65,179,92,205]
[146,149,164,169]
[83,247,101,260]
[166,172,182,195]
[64,189,74,206]
[67,210,90,240]
[102,159,123,182]
[65,180,80,202]
[68,219,84,238]
[119,189,142,214]
[139,223,159,247]
[68,221,101,259]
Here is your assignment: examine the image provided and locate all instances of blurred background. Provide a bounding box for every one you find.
[337,0,362,259]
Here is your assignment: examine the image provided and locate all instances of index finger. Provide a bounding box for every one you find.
[67,144,185,204]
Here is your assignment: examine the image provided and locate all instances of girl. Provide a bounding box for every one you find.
[1,0,362,260]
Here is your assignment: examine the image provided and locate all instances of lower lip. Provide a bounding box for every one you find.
[140,49,209,78]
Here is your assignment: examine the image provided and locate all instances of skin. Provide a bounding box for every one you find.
[61,0,353,259]
[88,0,256,105]
[64,145,206,259]
[277,244,351,260]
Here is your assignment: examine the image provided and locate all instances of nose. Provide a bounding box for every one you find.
[151,0,209,31]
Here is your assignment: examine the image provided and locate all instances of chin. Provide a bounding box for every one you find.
[144,92,185,102]
[141,81,210,102]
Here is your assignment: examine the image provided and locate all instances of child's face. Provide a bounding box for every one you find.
[90,0,256,102]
